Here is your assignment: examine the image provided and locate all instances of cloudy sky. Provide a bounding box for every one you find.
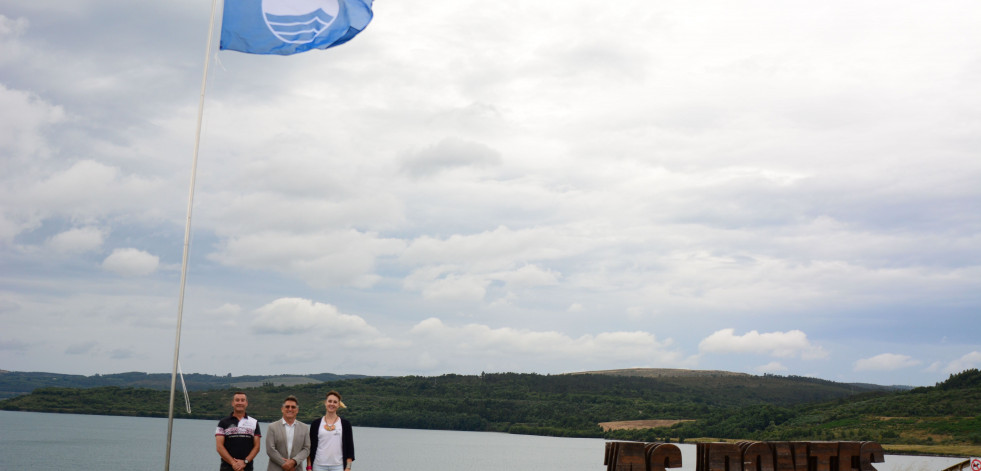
[1,0,979,387]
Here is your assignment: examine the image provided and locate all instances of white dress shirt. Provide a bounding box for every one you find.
[281,418,296,457]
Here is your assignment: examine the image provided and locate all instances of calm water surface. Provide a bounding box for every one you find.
[0,411,967,471]
[0,411,607,470]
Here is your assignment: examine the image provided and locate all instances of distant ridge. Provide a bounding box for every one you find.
[567,368,753,378]
[0,371,370,399]
[4,370,980,448]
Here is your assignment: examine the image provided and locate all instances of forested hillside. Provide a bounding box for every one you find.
[618,369,981,450]
[0,371,886,434]
[4,369,977,452]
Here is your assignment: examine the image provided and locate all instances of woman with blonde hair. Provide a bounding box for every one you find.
[307,390,354,471]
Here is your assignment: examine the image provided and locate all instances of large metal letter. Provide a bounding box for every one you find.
[647,443,683,471]
[838,442,863,471]
[613,442,650,471]
[743,442,775,471]
[773,442,808,471]
[708,443,744,471]
[809,442,839,471]
[859,442,885,471]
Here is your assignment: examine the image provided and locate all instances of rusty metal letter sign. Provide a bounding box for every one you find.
[606,441,684,471]
[605,441,885,471]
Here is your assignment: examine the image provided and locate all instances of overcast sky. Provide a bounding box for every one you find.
[1,0,979,387]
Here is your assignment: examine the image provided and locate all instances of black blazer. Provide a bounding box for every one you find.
[309,417,354,466]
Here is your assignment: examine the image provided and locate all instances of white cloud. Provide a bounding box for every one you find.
[101,248,159,276]
[401,226,580,271]
[494,264,560,288]
[0,213,39,245]
[250,298,387,344]
[400,227,578,301]
[401,137,502,178]
[0,83,66,243]
[408,317,685,368]
[853,353,921,372]
[5,160,170,236]
[45,226,105,253]
[403,263,560,302]
[699,328,828,359]
[416,272,489,302]
[0,14,29,38]
[625,307,647,319]
[943,351,981,374]
[200,189,405,236]
[209,231,405,289]
[0,83,64,159]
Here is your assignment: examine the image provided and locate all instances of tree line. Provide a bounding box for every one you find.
[2,369,979,448]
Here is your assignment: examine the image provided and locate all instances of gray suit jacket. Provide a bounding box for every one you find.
[265,419,311,471]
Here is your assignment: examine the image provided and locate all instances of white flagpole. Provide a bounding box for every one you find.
[165,0,221,469]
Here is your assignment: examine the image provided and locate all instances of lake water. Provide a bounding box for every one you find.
[0,411,969,471]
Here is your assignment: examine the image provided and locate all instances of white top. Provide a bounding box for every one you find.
[281,418,296,456]
[314,417,343,467]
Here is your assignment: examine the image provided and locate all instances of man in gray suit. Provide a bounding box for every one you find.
[266,395,311,471]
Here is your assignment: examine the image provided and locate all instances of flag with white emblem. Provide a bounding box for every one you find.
[220,0,373,55]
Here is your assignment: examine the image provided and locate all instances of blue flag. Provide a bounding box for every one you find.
[220,0,373,55]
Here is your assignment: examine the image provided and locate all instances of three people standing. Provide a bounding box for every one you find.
[216,390,355,471]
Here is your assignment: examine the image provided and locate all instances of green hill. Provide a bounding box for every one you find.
[3,368,977,454]
[0,370,884,432]
[0,371,368,400]
[630,368,981,450]
[569,367,753,378]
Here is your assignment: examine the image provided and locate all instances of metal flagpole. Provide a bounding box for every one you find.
[165,0,221,469]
